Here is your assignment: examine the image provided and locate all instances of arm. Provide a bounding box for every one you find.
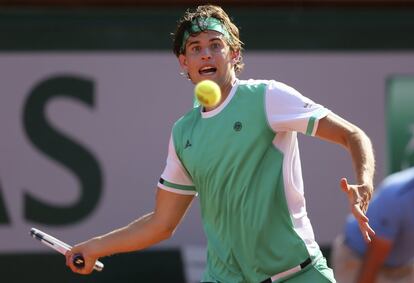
[65,188,194,274]
[357,236,393,283]
[315,112,376,242]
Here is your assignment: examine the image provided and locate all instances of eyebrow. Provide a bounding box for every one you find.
[186,36,223,48]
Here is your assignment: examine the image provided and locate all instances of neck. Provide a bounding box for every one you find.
[220,76,236,101]
[204,77,236,112]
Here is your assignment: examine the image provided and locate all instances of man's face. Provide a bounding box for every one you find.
[178,30,238,86]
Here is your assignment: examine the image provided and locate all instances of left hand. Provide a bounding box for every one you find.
[340,178,375,242]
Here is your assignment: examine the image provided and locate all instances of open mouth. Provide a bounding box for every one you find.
[199,66,217,75]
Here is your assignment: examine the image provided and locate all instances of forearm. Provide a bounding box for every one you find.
[356,246,383,283]
[316,114,375,186]
[66,189,194,274]
[346,128,375,187]
[356,269,377,283]
[357,236,393,283]
[88,212,172,258]
[357,252,380,283]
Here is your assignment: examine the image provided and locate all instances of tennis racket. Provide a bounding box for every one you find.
[30,227,104,272]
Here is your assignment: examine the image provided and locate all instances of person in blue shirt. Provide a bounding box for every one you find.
[332,167,414,283]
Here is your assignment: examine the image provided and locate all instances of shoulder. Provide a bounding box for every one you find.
[238,79,295,91]
[251,79,313,109]
[236,79,268,94]
[172,107,200,135]
[378,168,414,197]
[370,169,414,214]
[237,79,303,99]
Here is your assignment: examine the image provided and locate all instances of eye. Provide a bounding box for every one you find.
[211,42,221,51]
[191,46,201,54]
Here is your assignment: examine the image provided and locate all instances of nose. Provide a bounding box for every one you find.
[201,48,212,60]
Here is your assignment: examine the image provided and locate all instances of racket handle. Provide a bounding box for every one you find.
[72,253,104,272]
[73,253,85,268]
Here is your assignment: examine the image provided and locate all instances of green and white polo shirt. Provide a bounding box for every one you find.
[158,79,330,283]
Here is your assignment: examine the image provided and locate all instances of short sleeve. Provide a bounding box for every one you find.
[265,81,330,136]
[158,134,197,195]
[367,186,402,241]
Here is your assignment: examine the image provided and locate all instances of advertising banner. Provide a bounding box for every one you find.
[1,52,414,254]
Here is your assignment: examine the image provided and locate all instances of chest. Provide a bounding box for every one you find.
[177,94,273,185]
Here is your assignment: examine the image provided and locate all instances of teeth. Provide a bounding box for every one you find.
[199,67,216,74]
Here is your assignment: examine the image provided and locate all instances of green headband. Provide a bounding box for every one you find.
[181,17,230,53]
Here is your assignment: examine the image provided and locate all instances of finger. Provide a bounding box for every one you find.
[357,221,370,242]
[68,254,78,272]
[362,229,371,243]
[67,253,87,274]
[363,201,369,213]
[65,251,72,267]
[359,221,375,243]
[366,222,375,237]
[365,190,373,201]
[340,178,350,193]
[352,203,369,222]
[77,260,94,275]
[360,200,367,213]
[71,253,94,274]
[361,191,370,202]
[369,191,373,200]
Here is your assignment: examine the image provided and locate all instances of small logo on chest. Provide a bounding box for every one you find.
[184,139,192,149]
[233,121,242,132]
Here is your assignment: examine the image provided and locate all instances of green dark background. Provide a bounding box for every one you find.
[1,7,414,51]
[1,4,414,282]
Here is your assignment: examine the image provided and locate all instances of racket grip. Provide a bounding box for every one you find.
[72,253,104,272]
[73,253,85,268]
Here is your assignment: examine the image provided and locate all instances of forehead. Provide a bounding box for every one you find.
[185,30,227,45]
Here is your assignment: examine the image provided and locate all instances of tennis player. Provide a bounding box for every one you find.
[66,5,375,283]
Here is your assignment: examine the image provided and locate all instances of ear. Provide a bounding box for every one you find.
[178,54,188,71]
[230,49,240,64]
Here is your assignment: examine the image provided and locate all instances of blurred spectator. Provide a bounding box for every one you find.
[332,167,414,283]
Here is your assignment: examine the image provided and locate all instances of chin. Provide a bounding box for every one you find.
[200,76,218,82]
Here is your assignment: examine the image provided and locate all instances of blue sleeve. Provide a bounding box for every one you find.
[367,189,402,241]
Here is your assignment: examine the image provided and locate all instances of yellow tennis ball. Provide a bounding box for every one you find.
[194,80,221,108]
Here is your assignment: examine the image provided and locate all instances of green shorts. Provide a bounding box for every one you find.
[200,254,336,283]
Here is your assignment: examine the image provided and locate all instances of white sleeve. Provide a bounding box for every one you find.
[158,134,196,195]
[265,81,330,136]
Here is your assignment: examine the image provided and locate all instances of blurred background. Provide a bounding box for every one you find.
[0,0,414,282]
